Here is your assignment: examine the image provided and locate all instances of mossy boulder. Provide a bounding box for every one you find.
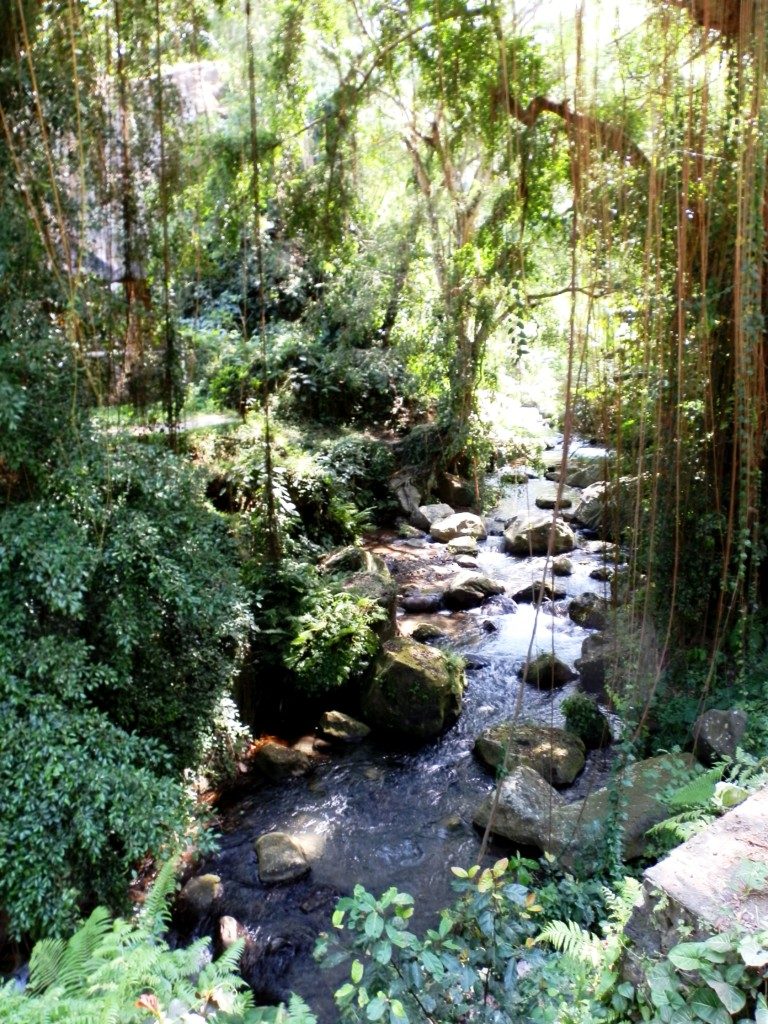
[520,652,575,688]
[361,638,465,743]
[561,693,611,749]
[552,556,573,576]
[503,513,575,556]
[341,569,398,640]
[319,545,382,576]
[474,753,696,864]
[438,472,475,507]
[474,721,585,785]
[572,475,640,540]
[318,710,371,744]
[252,741,315,781]
[568,592,610,630]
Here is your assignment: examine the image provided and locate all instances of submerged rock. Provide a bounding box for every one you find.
[454,554,478,569]
[430,512,487,543]
[443,571,505,609]
[400,586,444,613]
[503,513,575,556]
[318,711,371,744]
[692,709,748,766]
[361,637,464,743]
[255,833,310,884]
[474,721,585,785]
[520,652,575,688]
[552,556,573,576]
[410,503,454,532]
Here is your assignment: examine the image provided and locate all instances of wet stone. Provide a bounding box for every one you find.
[255,833,310,884]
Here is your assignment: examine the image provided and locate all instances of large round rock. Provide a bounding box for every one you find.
[443,571,504,609]
[474,721,585,785]
[430,512,487,543]
[503,513,575,556]
[361,638,465,743]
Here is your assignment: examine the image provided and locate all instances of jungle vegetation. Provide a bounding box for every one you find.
[2,0,768,1020]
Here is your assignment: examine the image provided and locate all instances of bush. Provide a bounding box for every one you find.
[561,693,611,749]
[0,440,250,937]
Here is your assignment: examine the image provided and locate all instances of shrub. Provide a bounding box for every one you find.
[561,693,611,749]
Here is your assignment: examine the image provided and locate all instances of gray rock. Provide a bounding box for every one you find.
[397,522,424,539]
[410,503,454,532]
[390,471,421,517]
[474,722,585,785]
[400,586,444,613]
[552,556,573,576]
[575,632,613,693]
[438,472,475,507]
[569,592,610,630]
[255,833,310,884]
[692,709,748,766]
[319,545,382,576]
[572,476,640,540]
[342,570,398,640]
[180,874,223,915]
[500,468,530,485]
[455,554,478,569]
[511,581,565,603]
[473,766,566,847]
[520,652,575,688]
[252,742,315,781]
[444,571,505,609]
[503,513,576,556]
[535,494,573,510]
[589,565,614,582]
[361,638,465,742]
[476,753,695,864]
[318,710,371,743]
[430,512,487,543]
[218,915,244,949]
[447,535,479,556]
[411,622,447,642]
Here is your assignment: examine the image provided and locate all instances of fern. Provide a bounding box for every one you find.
[28,906,113,996]
[537,919,604,967]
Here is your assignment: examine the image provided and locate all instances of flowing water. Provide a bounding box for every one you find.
[179,456,619,1018]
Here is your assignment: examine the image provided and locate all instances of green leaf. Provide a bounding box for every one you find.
[738,935,768,967]
[366,997,388,1021]
[365,913,384,940]
[351,959,364,984]
[755,994,768,1024]
[668,943,707,971]
[705,978,746,1014]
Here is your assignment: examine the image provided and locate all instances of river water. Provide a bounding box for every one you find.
[180,458,618,1017]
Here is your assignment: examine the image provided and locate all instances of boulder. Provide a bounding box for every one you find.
[438,472,475,507]
[397,522,424,539]
[255,832,310,884]
[520,652,575,688]
[535,494,573,511]
[503,513,575,556]
[443,571,505,610]
[342,570,398,640]
[692,709,748,766]
[552,556,573,577]
[320,545,381,576]
[500,468,530,485]
[318,710,371,744]
[474,722,585,785]
[589,565,614,582]
[473,766,566,848]
[389,471,421,518]
[560,693,612,749]
[411,622,446,642]
[511,581,565,603]
[410,503,454,532]
[218,915,244,950]
[575,632,613,693]
[430,512,487,543]
[572,476,640,540]
[400,586,444,613]
[447,535,479,556]
[455,554,478,569]
[361,638,464,742]
[569,592,610,630]
[252,742,315,782]
[475,753,695,863]
[180,874,223,915]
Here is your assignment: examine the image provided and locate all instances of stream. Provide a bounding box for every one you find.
[178,448,620,1019]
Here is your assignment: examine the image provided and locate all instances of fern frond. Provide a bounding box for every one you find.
[666,766,723,809]
[55,906,114,996]
[536,920,602,966]
[141,858,179,932]
[28,937,67,995]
